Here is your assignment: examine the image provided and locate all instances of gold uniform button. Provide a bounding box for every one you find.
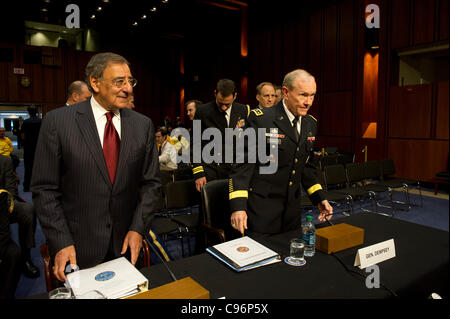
[297,147,300,152]
[292,170,296,175]
[289,181,293,186]
[295,158,299,164]
[249,188,253,192]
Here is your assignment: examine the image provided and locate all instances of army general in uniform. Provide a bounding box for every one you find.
[229,69,333,237]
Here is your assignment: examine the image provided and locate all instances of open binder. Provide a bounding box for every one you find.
[206,236,281,272]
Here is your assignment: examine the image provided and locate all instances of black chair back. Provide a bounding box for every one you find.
[380,159,396,178]
[201,179,229,230]
[346,162,365,184]
[364,161,382,180]
[165,180,199,209]
[323,164,347,188]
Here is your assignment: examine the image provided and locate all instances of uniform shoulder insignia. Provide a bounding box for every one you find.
[307,114,317,122]
[251,108,264,116]
[246,104,251,118]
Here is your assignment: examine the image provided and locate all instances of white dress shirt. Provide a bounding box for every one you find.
[282,99,301,136]
[90,96,121,147]
[159,140,178,170]
[224,105,232,127]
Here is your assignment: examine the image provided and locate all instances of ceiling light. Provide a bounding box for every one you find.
[90,14,96,19]
[41,8,48,12]
[151,7,157,12]
[132,22,138,26]
[162,0,169,3]
[141,14,147,19]
[97,6,102,12]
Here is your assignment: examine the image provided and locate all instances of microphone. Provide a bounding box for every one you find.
[145,231,178,282]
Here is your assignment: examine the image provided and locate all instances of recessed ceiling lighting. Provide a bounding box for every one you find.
[41,8,48,12]
[132,22,138,26]
[97,6,102,12]
[90,14,96,19]
[141,14,147,19]
[151,7,157,12]
[162,0,169,3]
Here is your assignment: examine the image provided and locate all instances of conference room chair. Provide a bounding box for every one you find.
[154,180,200,257]
[200,179,230,246]
[315,167,354,217]
[379,159,423,208]
[345,162,395,216]
[40,240,151,293]
[323,164,375,213]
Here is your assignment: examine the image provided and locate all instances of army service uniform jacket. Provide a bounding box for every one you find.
[192,101,250,180]
[228,101,325,234]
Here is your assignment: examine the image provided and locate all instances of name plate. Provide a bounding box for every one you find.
[354,239,396,269]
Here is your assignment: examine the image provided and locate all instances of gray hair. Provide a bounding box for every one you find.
[282,69,315,90]
[85,52,130,92]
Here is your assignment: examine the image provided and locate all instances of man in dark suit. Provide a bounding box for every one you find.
[228,69,333,237]
[192,79,250,192]
[31,52,161,282]
[21,106,42,192]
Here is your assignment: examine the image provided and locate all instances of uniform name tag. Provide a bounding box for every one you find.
[354,239,396,269]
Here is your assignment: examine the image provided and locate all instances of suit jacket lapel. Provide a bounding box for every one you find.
[75,100,112,188]
[114,109,132,188]
[273,103,298,143]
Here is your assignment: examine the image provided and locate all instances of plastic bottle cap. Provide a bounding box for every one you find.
[306,215,313,221]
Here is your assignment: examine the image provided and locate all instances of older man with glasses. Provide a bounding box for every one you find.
[31,52,161,282]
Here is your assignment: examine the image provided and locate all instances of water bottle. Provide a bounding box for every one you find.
[302,215,316,257]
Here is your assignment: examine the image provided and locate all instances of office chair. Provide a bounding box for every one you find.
[379,159,423,207]
[200,179,231,246]
[324,164,374,214]
[156,180,201,257]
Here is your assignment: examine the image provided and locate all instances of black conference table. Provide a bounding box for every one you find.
[141,213,448,299]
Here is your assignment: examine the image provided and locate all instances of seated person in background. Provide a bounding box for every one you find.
[0,155,40,296]
[155,127,178,171]
[0,128,13,157]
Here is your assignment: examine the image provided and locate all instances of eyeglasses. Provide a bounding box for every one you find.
[102,77,138,89]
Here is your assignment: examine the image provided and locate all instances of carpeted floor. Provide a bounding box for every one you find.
[9,156,449,299]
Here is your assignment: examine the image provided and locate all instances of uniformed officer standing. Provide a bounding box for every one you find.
[192,79,250,192]
[229,69,333,237]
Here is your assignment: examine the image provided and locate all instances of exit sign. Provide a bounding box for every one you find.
[13,68,25,75]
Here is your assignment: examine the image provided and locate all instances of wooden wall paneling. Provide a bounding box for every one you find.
[390,0,411,49]
[438,0,450,40]
[320,91,353,137]
[413,0,436,45]
[388,84,432,138]
[435,81,449,140]
[308,10,322,88]
[338,0,354,91]
[438,0,449,40]
[271,23,282,84]
[387,139,449,180]
[0,63,9,101]
[323,5,338,92]
[314,136,352,153]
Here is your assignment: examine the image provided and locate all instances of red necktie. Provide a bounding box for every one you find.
[103,112,120,184]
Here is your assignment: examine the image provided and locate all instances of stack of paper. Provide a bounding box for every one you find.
[65,257,148,299]
[206,236,281,272]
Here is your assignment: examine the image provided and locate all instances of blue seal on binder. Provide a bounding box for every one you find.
[284,257,306,266]
[95,271,115,281]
